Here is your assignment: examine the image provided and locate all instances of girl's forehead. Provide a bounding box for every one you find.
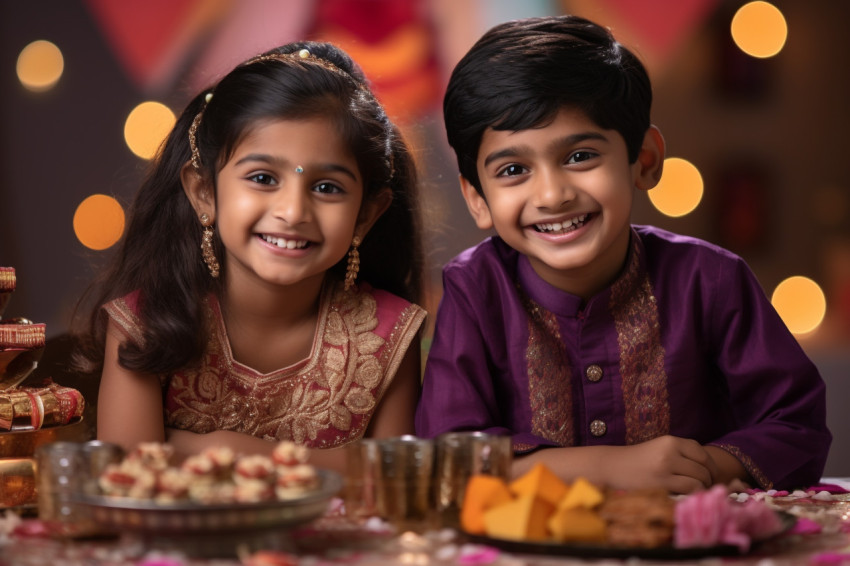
[230,117,357,160]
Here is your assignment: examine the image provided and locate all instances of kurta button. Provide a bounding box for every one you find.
[590,419,607,437]
[586,364,603,382]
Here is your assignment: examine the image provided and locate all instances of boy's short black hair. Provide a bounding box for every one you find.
[444,15,652,194]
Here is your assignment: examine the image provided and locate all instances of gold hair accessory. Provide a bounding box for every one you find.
[199,213,220,278]
[243,49,348,77]
[189,91,213,170]
[188,50,351,171]
[344,236,361,291]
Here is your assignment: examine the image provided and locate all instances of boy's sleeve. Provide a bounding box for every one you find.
[415,265,506,437]
[415,260,565,452]
[707,257,831,490]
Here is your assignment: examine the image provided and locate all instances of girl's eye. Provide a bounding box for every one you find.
[567,151,597,164]
[248,173,276,185]
[497,164,527,177]
[313,182,344,195]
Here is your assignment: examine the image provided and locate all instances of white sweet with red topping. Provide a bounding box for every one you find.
[272,441,308,467]
[99,460,156,498]
[154,467,192,502]
[181,453,216,478]
[126,442,174,471]
[200,445,236,475]
[234,480,276,503]
[275,463,319,500]
[234,454,276,484]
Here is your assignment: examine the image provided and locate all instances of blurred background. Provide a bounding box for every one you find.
[1,0,848,473]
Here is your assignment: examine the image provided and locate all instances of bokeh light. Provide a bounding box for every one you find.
[124,101,176,160]
[771,276,827,335]
[16,40,64,92]
[731,1,788,58]
[648,158,704,217]
[73,194,125,251]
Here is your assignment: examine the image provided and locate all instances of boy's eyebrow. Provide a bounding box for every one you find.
[482,132,609,167]
[234,153,359,181]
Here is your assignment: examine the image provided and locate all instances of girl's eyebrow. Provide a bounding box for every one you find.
[482,132,609,167]
[234,153,359,182]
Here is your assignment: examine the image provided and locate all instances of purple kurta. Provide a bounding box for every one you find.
[415,225,831,489]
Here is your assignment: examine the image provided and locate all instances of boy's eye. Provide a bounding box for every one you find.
[313,182,344,195]
[496,164,527,177]
[567,151,597,164]
[248,172,276,185]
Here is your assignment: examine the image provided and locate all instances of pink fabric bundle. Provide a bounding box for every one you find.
[674,484,784,552]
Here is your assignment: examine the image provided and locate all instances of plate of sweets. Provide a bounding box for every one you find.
[75,440,342,554]
[460,463,793,560]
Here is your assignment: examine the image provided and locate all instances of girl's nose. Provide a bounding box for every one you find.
[274,183,311,224]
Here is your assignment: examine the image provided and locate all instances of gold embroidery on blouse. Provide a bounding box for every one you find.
[164,280,424,448]
[521,291,575,446]
[611,237,670,444]
[103,298,145,346]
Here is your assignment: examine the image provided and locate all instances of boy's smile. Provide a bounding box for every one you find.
[461,107,663,299]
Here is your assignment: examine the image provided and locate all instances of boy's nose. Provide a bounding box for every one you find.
[532,169,576,209]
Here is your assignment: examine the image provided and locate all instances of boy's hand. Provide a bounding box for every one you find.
[607,435,718,494]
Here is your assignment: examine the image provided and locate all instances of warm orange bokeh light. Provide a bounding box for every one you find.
[16,40,64,92]
[648,158,704,217]
[73,194,125,250]
[124,101,176,160]
[771,276,826,335]
[731,1,788,58]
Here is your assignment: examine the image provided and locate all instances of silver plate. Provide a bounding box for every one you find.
[75,469,342,535]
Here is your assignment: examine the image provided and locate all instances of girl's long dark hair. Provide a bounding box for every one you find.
[73,41,423,376]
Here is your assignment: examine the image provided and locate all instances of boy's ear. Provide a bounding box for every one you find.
[634,125,666,191]
[356,188,393,238]
[180,161,216,220]
[459,175,494,230]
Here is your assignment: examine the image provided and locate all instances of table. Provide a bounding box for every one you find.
[2,482,849,566]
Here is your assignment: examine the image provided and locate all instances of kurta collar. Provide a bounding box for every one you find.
[515,227,646,318]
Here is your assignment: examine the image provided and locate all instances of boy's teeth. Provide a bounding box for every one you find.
[536,213,588,233]
[262,235,308,249]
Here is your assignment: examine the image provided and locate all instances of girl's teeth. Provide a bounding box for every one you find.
[263,235,307,249]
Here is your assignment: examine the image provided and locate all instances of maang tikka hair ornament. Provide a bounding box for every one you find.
[345,236,361,291]
[199,213,220,278]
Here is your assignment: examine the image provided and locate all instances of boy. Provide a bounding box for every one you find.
[415,15,830,493]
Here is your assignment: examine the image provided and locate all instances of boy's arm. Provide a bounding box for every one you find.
[514,435,716,494]
[705,257,831,490]
[415,268,501,437]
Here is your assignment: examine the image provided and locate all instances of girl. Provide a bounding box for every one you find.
[75,42,427,473]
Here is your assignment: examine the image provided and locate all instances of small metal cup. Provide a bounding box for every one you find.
[35,441,83,529]
[34,440,123,536]
[344,435,436,532]
[434,431,512,528]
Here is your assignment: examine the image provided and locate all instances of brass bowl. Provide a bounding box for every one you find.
[0,417,88,459]
[0,457,36,509]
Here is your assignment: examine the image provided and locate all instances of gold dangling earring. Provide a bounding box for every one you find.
[344,236,361,291]
[199,213,220,278]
